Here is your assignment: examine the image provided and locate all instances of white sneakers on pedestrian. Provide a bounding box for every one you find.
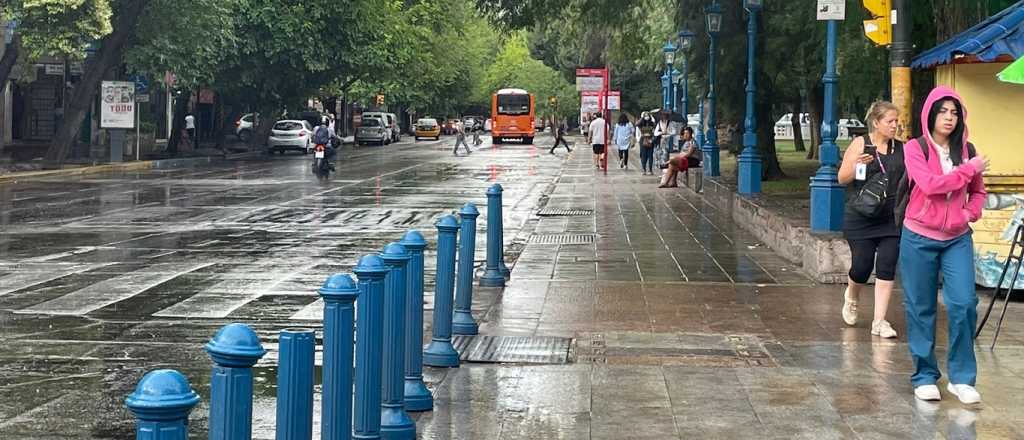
[947,383,982,404]
[842,287,858,326]
[914,384,941,401]
[871,320,898,338]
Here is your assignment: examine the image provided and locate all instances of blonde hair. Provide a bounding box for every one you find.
[864,101,899,133]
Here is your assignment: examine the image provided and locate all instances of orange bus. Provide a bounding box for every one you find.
[491,88,535,144]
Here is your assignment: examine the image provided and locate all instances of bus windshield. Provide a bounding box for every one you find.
[497,94,531,115]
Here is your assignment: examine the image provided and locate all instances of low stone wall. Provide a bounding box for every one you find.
[691,177,850,284]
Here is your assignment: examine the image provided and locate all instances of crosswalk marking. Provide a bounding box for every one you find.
[0,263,113,297]
[15,263,214,316]
[290,299,324,320]
[152,266,310,319]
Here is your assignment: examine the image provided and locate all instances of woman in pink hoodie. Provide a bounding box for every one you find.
[899,86,989,404]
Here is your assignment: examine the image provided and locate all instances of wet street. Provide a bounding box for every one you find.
[2,134,1024,439]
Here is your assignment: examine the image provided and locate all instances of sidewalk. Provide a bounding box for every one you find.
[414,148,1024,439]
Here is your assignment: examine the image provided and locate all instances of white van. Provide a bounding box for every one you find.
[362,112,400,144]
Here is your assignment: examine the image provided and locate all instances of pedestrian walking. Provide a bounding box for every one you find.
[613,114,634,169]
[550,118,572,154]
[587,112,607,169]
[636,112,656,175]
[453,120,471,155]
[837,101,905,339]
[185,113,197,144]
[658,127,700,188]
[899,86,988,404]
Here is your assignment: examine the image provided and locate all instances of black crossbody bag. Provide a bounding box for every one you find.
[848,138,892,219]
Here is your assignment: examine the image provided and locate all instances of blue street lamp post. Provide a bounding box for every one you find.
[662,41,676,112]
[738,0,763,195]
[703,1,723,177]
[671,68,681,113]
[661,72,671,111]
[677,30,695,120]
[810,19,844,232]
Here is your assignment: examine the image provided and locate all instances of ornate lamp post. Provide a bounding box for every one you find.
[738,0,763,195]
[671,68,682,113]
[810,14,844,231]
[661,72,671,111]
[662,41,676,111]
[703,0,723,177]
[677,30,695,119]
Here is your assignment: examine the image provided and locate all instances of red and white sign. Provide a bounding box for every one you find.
[576,67,608,92]
[580,90,621,112]
[100,81,135,129]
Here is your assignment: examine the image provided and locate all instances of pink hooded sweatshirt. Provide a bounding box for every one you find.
[902,86,987,241]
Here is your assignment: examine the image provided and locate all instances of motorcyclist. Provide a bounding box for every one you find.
[313,118,336,171]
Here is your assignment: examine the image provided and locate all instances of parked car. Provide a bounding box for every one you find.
[235,113,257,142]
[362,112,399,144]
[414,118,441,140]
[442,119,459,135]
[268,120,314,154]
[356,117,390,145]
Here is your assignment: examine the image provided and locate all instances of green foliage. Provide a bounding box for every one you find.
[481,33,578,120]
[10,0,112,59]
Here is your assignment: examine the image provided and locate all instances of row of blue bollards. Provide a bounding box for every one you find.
[125,184,510,440]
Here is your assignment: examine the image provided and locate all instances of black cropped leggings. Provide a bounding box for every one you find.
[847,236,900,283]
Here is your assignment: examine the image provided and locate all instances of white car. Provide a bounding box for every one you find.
[268,120,314,154]
[235,113,257,141]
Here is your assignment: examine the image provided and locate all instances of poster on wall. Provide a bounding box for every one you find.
[100,81,135,129]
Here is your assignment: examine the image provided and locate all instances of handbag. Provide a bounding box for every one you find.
[849,148,889,218]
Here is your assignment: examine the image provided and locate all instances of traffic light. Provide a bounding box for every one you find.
[863,0,892,46]
[548,96,557,106]
[375,94,385,106]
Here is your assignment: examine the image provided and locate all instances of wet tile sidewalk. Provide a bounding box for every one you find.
[414,148,1024,439]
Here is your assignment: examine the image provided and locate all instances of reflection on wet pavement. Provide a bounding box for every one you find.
[1,136,1023,439]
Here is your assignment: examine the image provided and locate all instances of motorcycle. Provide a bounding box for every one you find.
[311,143,331,180]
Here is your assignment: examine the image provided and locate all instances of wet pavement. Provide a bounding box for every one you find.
[2,135,1023,439]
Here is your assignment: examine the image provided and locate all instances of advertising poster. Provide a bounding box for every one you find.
[100,81,135,129]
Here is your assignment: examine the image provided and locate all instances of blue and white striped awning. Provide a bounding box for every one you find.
[912,1,1024,69]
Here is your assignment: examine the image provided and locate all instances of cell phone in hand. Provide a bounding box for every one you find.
[862,145,877,156]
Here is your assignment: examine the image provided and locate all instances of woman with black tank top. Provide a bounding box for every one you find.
[837,101,905,339]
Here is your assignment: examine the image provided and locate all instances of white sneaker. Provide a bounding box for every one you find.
[871,320,898,338]
[842,287,858,326]
[947,383,982,404]
[914,384,941,401]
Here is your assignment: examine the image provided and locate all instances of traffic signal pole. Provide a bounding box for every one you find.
[890,0,912,141]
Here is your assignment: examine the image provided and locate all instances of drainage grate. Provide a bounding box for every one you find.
[452,335,571,364]
[537,208,594,217]
[528,234,595,245]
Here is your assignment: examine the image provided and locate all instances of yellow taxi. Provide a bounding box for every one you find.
[414,118,441,140]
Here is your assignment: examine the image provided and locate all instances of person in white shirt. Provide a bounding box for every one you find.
[185,114,196,143]
[587,113,607,169]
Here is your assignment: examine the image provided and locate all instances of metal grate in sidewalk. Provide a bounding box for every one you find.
[528,234,595,244]
[537,208,593,216]
[453,335,572,364]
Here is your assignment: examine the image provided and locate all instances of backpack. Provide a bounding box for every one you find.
[893,136,976,229]
[313,126,331,145]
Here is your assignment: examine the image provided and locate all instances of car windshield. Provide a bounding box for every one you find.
[274,121,303,131]
[361,119,381,127]
[497,94,530,115]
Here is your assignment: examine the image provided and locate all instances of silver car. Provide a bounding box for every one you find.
[268,120,314,154]
[356,117,389,146]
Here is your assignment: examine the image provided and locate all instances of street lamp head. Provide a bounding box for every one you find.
[744,0,763,11]
[662,41,677,65]
[671,68,682,84]
[677,29,695,52]
[706,1,723,35]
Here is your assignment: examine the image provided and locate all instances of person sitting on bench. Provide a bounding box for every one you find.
[659,127,700,188]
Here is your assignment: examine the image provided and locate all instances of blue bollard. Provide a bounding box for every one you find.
[379,243,416,439]
[206,323,267,440]
[453,203,480,335]
[480,184,506,287]
[353,255,388,440]
[276,329,315,440]
[319,274,360,440]
[399,230,433,412]
[125,369,200,440]
[495,185,511,278]
[423,215,461,368]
